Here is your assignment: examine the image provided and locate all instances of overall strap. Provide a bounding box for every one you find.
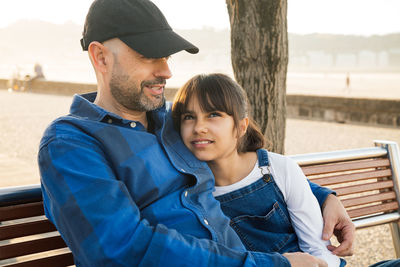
[256,149,269,167]
[256,149,272,183]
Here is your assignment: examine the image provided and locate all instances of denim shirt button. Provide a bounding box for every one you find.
[184,191,188,197]
[107,118,113,124]
[203,219,209,225]
[130,122,137,128]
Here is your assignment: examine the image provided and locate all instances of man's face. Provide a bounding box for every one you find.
[109,46,172,112]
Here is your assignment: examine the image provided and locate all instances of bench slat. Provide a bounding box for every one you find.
[1,251,74,267]
[310,169,392,186]
[0,236,67,260]
[0,202,44,221]
[347,201,399,218]
[341,191,397,208]
[0,219,57,240]
[301,158,390,176]
[335,180,394,196]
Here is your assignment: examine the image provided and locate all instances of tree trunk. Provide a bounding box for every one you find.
[226,0,288,154]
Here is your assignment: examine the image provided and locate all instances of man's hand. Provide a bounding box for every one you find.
[283,252,328,267]
[322,194,355,256]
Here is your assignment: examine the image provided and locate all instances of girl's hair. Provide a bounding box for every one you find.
[172,73,266,153]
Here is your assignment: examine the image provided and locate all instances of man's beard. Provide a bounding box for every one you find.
[110,66,166,112]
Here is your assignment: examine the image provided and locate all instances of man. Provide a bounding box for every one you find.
[39,0,354,266]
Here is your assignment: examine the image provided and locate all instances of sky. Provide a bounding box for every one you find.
[0,0,399,36]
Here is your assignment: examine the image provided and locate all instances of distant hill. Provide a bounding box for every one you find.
[0,20,92,83]
[0,20,399,84]
[288,33,400,71]
[0,20,83,64]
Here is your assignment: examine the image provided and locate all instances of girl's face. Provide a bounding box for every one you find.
[180,96,247,163]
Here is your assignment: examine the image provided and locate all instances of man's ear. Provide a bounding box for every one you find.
[88,41,110,74]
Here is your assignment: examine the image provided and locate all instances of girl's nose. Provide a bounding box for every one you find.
[194,119,208,134]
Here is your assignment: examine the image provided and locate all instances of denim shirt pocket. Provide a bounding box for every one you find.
[229,201,297,253]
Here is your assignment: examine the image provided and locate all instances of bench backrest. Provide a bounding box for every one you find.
[0,185,74,267]
[291,140,400,230]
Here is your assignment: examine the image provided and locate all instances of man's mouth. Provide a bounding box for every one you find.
[146,85,164,95]
[142,78,166,96]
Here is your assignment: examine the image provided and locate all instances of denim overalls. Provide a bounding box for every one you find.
[215,149,346,267]
[215,149,300,253]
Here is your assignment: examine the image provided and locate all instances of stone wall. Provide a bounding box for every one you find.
[0,78,96,95]
[1,79,398,128]
[287,94,400,128]
[0,78,179,100]
[0,79,8,89]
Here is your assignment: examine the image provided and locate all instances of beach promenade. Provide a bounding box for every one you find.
[1,90,399,266]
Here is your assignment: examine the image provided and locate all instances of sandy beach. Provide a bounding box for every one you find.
[1,89,399,266]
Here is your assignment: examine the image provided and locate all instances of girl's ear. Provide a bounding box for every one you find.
[238,117,249,138]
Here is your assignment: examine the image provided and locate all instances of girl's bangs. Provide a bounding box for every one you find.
[194,78,234,116]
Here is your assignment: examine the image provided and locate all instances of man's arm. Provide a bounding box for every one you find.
[284,252,328,267]
[322,194,355,256]
[39,135,290,267]
[308,181,355,256]
[308,181,334,207]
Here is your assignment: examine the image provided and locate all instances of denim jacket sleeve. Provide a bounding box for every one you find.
[39,134,290,267]
[308,180,336,207]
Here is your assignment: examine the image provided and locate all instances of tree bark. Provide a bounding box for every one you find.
[226,0,288,154]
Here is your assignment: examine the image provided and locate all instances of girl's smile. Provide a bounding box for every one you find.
[191,139,214,147]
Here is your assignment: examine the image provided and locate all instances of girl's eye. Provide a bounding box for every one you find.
[182,114,194,120]
[209,112,221,118]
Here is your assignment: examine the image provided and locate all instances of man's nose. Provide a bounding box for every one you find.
[154,57,172,80]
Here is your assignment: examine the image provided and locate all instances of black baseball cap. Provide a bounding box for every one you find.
[80,0,199,58]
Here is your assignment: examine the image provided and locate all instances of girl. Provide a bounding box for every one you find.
[172,73,345,267]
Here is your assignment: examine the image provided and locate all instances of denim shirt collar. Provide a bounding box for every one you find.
[69,92,167,127]
[69,92,108,122]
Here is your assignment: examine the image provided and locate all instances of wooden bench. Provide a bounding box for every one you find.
[0,185,74,267]
[291,140,400,257]
[1,140,399,265]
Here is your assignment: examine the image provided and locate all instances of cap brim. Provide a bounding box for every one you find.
[120,29,199,58]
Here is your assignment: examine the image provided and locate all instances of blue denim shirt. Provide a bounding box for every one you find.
[38,92,291,266]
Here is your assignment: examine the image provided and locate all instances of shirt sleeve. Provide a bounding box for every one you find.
[269,154,340,267]
[39,134,290,267]
[308,180,336,207]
